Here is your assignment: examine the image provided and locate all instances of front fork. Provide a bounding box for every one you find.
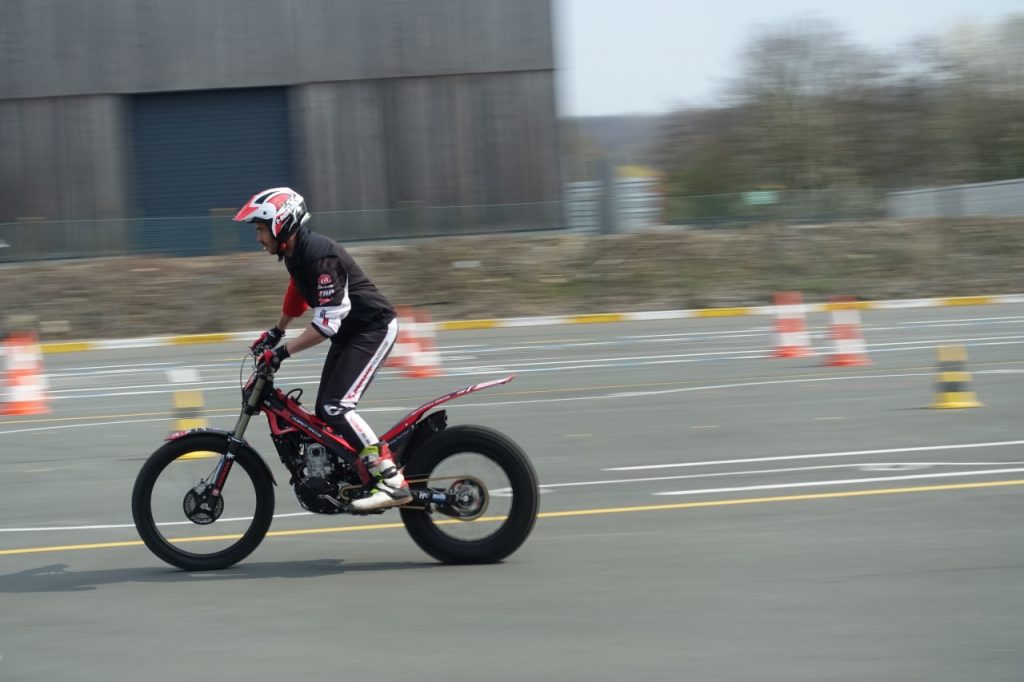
[208,373,267,497]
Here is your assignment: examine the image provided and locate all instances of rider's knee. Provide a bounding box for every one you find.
[316,399,356,424]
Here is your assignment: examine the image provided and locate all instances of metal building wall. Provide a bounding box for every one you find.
[293,70,562,238]
[0,96,130,227]
[1,0,553,97]
[0,0,559,246]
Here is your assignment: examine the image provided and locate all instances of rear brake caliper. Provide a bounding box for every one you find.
[436,477,489,521]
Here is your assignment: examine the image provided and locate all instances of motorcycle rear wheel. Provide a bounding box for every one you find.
[400,425,538,564]
[131,433,275,571]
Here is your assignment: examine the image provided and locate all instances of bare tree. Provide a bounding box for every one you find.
[649,14,1024,196]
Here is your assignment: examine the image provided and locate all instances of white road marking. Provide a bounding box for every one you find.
[535,461,1024,492]
[0,370,980,436]
[43,334,1022,396]
[0,511,313,533]
[605,440,1024,471]
[624,329,769,341]
[4,460,1022,533]
[900,315,1024,325]
[652,467,1024,496]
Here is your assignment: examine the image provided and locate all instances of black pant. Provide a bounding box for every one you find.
[315,317,398,451]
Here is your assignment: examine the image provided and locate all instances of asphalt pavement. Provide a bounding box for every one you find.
[1,305,1023,681]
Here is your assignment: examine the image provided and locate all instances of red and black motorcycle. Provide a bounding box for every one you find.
[131,353,538,571]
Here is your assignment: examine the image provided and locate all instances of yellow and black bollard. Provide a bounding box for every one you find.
[168,368,208,430]
[929,346,982,409]
[168,368,217,460]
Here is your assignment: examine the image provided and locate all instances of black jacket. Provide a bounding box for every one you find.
[283,227,394,338]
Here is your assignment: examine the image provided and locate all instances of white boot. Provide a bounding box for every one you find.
[350,445,412,512]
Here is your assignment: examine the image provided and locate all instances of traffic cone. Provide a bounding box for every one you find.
[772,291,814,358]
[930,346,982,409]
[385,306,418,370]
[823,297,871,367]
[405,308,443,379]
[1,332,51,416]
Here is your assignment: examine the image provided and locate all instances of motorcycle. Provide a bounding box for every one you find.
[131,351,539,571]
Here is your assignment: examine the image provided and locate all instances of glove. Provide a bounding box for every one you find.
[251,326,285,353]
[258,345,291,373]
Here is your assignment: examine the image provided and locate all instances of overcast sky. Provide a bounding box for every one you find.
[554,0,1023,117]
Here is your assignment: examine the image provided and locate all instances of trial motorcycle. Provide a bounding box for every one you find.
[131,352,539,571]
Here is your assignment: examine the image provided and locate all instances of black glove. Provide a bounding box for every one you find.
[251,326,285,353]
[258,345,291,373]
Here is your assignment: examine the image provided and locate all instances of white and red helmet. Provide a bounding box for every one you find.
[233,187,310,242]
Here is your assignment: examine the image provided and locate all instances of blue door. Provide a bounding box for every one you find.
[131,87,294,256]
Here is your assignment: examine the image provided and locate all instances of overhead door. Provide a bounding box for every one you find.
[131,87,294,255]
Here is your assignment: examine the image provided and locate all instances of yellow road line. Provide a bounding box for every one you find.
[694,307,753,318]
[39,342,98,354]
[941,296,995,307]
[2,478,1022,558]
[536,479,1024,518]
[176,452,220,460]
[437,319,499,331]
[0,539,147,555]
[169,333,236,345]
[33,294,1024,354]
[569,313,628,324]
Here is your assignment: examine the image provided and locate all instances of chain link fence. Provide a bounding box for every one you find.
[665,189,887,226]
[0,202,565,263]
[887,178,1024,218]
[5,179,1021,263]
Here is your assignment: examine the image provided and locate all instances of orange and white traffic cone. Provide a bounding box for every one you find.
[772,291,814,358]
[405,308,443,379]
[385,306,418,370]
[823,297,871,367]
[1,332,51,415]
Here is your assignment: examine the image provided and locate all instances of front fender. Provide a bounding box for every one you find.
[165,428,277,486]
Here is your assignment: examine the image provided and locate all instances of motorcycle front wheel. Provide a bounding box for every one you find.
[131,433,275,571]
[400,425,539,564]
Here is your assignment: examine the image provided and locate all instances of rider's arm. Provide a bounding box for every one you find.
[281,258,350,356]
[275,313,295,331]
[274,278,308,332]
[308,257,351,338]
[281,324,328,356]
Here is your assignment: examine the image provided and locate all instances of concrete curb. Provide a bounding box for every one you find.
[36,293,1024,355]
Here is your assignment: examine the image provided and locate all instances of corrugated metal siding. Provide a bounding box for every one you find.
[293,70,562,240]
[1,0,554,100]
[130,88,294,255]
[0,96,130,223]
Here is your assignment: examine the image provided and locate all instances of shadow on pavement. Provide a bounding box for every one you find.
[0,558,442,593]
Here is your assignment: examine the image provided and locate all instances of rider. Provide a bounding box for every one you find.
[234,187,411,512]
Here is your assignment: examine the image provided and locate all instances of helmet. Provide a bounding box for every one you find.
[233,187,310,243]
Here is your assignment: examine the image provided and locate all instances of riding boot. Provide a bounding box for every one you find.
[349,443,412,512]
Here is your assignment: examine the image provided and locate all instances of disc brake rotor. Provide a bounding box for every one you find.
[183,486,224,525]
[439,476,489,521]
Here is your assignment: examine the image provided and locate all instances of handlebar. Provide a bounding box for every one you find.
[249,346,278,377]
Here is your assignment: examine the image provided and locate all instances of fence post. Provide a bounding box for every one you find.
[599,158,619,235]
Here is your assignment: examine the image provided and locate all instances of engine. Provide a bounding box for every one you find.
[276,437,352,514]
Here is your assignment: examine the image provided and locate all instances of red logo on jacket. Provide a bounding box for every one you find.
[317,273,335,304]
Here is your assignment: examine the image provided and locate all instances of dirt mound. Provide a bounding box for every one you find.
[2,219,1023,340]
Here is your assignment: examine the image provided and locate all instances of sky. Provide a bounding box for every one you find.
[554,0,1023,117]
